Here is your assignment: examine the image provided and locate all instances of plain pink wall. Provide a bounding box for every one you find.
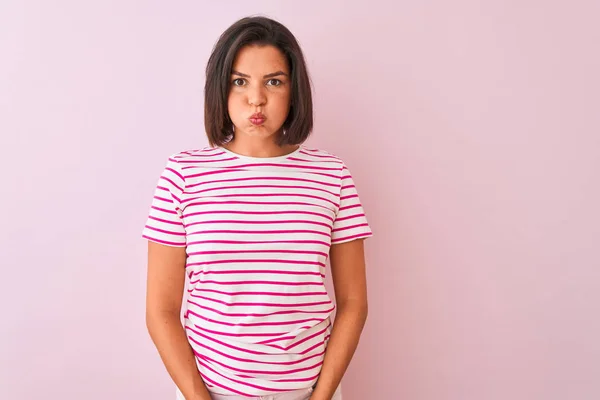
[1,1,599,399]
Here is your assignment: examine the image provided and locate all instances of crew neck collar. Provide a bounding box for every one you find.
[218,145,303,162]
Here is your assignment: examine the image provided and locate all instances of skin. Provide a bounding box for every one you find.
[145,44,369,400]
[223,44,299,157]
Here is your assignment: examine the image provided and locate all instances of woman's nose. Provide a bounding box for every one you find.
[248,84,267,106]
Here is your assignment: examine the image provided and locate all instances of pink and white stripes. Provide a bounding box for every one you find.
[142,145,372,396]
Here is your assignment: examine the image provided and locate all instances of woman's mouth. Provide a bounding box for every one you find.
[249,115,266,126]
[249,118,265,125]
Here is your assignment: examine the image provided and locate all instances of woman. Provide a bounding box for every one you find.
[142,16,373,400]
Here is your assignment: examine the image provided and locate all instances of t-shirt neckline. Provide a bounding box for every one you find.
[218,144,303,162]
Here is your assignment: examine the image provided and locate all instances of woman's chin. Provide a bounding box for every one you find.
[234,128,279,140]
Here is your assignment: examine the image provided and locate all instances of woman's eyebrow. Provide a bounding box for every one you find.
[231,70,289,78]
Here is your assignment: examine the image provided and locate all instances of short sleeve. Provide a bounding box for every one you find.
[141,155,187,247]
[331,162,373,244]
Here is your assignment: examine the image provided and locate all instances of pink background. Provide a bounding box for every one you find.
[1,1,599,399]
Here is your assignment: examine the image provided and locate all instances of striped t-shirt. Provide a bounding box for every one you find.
[141,144,373,397]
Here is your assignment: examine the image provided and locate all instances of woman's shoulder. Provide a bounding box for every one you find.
[298,145,346,165]
[164,146,223,163]
[173,145,218,157]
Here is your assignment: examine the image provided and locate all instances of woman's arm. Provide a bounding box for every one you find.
[311,239,369,400]
[145,241,211,400]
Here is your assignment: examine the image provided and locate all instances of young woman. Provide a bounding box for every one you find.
[142,16,373,400]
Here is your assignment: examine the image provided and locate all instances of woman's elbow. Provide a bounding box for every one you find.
[145,305,180,336]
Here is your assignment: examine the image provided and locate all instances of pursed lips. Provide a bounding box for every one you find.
[249,113,266,125]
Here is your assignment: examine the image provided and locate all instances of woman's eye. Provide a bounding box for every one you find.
[232,78,246,86]
[266,79,282,86]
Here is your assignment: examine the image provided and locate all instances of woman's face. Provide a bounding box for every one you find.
[227,44,292,142]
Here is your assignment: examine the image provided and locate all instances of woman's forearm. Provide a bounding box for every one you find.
[311,300,368,400]
[146,310,211,400]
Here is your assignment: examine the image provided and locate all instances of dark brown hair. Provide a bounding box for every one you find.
[204,16,313,147]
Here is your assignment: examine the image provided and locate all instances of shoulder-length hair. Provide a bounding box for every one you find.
[204,16,313,147]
